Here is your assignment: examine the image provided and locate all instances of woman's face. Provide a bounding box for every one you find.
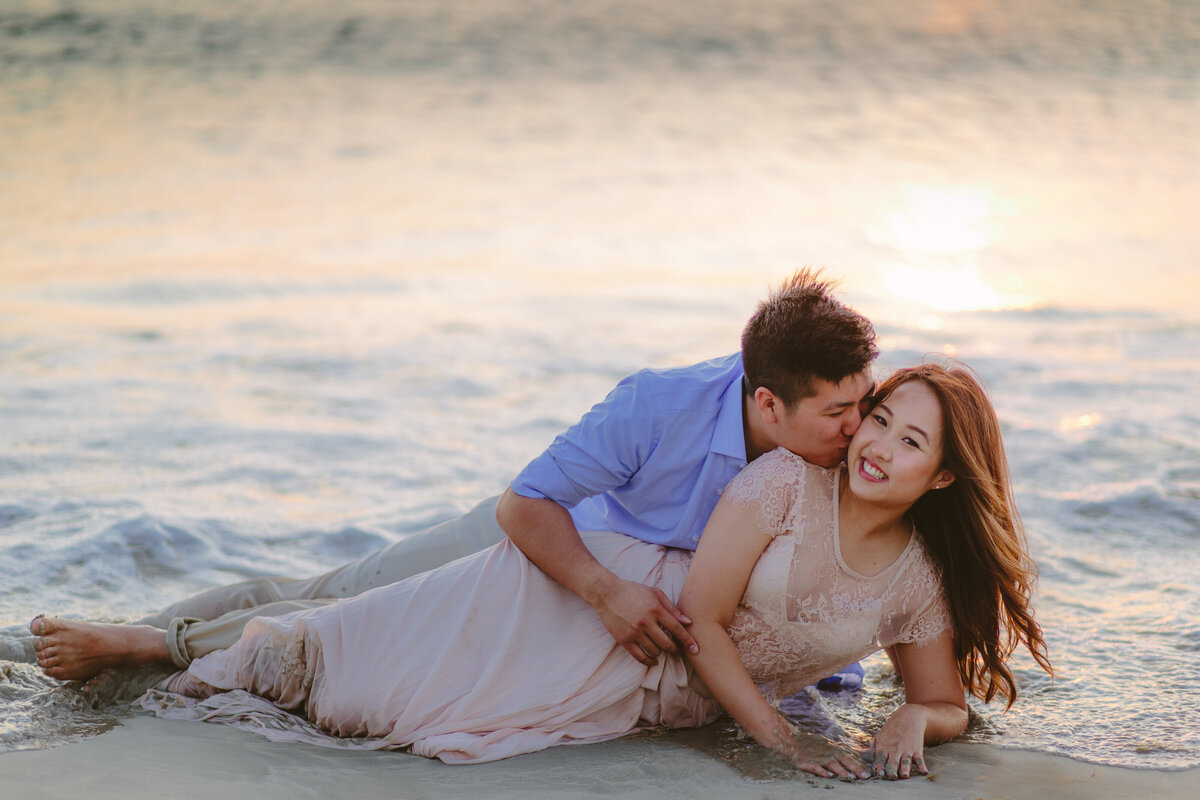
[846,380,954,507]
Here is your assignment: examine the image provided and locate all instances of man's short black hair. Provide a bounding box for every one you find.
[741,268,878,405]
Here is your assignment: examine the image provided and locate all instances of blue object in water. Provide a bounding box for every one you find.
[816,661,864,692]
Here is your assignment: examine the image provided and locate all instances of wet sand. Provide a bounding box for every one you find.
[2,715,1193,800]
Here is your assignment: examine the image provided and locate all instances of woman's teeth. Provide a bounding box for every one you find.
[861,459,887,480]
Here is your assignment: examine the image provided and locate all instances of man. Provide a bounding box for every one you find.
[31,269,877,681]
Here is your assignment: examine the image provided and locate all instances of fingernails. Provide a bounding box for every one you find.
[688,644,699,654]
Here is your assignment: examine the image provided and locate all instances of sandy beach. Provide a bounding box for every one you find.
[2,715,1193,800]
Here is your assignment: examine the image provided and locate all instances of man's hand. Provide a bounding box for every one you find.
[591,576,698,666]
[496,489,698,666]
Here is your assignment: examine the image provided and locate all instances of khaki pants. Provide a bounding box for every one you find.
[136,495,505,668]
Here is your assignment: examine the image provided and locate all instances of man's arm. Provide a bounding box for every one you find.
[495,487,697,666]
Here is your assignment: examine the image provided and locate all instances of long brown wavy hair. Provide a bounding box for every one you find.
[874,361,1052,707]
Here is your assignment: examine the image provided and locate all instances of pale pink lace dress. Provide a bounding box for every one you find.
[142,448,950,763]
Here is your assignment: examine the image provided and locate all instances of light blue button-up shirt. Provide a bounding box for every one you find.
[510,353,750,549]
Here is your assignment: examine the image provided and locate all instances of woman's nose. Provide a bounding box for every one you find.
[865,436,891,460]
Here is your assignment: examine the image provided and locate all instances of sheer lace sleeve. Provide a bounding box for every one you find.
[720,448,810,539]
[878,539,953,648]
[897,591,953,646]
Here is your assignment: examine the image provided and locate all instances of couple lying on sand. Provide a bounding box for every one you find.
[32,270,1051,780]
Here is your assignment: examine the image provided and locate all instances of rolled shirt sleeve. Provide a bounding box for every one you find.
[510,354,749,549]
[511,373,658,508]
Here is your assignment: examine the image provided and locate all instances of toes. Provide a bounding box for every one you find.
[31,615,65,637]
[80,671,113,697]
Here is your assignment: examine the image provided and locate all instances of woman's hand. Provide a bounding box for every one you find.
[871,635,969,779]
[869,702,930,779]
[780,729,871,780]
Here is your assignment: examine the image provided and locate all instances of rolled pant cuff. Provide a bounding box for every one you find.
[165,617,201,669]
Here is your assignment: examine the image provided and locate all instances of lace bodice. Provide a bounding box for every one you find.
[723,448,951,700]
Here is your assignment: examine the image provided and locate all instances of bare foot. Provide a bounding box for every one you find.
[30,615,172,681]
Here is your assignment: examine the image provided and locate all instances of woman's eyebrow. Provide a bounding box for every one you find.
[878,402,931,443]
[904,423,932,443]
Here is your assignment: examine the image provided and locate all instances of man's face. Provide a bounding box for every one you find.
[769,371,876,468]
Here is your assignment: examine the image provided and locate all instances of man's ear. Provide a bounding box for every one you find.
[754,386,781,424]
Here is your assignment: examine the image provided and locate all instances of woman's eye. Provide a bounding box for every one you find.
[872,414,887,426]
[902,437,919,448]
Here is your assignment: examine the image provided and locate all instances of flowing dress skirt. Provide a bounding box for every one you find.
[154,533,720,763]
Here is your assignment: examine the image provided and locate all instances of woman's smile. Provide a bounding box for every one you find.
[858,457,888,482]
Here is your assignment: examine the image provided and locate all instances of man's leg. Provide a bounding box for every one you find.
[35,495,506,677]
[155,494,507,667]
[31,598,332,681]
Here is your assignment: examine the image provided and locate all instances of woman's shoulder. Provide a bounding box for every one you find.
[896,528,947,599]
[885,528,954,645]
[722,448,836,530]
[747,446,837,476]
[728,447,840,494]
[758,448,839,494]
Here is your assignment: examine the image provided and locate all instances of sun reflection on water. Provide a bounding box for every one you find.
[877,185,1000,255]
[869,184,1036,313]
[882,261,1016,313]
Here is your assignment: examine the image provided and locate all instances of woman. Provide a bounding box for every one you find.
[144,362,1052,778]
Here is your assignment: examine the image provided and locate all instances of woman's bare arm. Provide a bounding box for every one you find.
[870,632,969,779]
[677,494,870,779]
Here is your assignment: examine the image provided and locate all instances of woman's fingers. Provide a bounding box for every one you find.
[791,749,870,780]
[841,752,872,780]
[794,757,869,781]
[784,731,871,780]
[793,759,840,779]
[872,748,925,779]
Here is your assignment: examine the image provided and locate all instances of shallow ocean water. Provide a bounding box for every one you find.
[2,0,1198,772]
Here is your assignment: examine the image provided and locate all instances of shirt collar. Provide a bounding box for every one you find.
[711,370,748,463]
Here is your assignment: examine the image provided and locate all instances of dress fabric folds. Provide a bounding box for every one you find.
[151,533,718,764]
[142,449,950,764]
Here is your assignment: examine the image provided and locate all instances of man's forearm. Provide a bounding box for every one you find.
[494,487,611,604]
[496,487,698,663]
